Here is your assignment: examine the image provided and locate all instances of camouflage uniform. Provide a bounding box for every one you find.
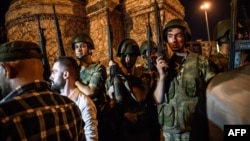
[209,19,231,74]
[158,52,215,141]
[105,72,160,141]
[134,65,158,93]
[79,63,107,107]
[72,33,108,141]
[105,38,160,141]
[209,52,228,74]
[135,39,158,94]
[79,62,111,141]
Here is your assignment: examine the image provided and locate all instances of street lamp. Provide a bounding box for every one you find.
[201,2,211,56]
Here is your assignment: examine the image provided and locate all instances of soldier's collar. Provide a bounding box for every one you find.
[175,52,187,58]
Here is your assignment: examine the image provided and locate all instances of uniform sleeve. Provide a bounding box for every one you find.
[89,64,107,89]
[198,55,216,82]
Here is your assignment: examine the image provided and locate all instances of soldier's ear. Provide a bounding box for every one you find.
[1,62,17,78]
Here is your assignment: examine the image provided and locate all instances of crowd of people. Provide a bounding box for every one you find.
[0,18,250,141]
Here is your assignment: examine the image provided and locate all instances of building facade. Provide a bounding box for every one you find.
[5,0,184,67]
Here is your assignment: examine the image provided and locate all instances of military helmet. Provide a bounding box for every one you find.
[71,33,94,50]
[213,19,230,41]
[140,40,157,55]
[163,18,192,42]
[116,38,140,57]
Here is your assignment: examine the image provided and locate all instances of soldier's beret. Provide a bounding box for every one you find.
[0,41,42,62]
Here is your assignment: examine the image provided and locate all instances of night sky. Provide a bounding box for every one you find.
[180,0,230,40]
[0,1,11,27]
[180,0,249,40]
[1,0,249,41]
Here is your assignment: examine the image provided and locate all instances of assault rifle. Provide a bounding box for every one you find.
[146,13,153,72]
[107,8,114,64]
[154,0,167,61]
[154,0,169,75]
[52,4,65,56]
[37,15,50,81]
[106,8,123,103]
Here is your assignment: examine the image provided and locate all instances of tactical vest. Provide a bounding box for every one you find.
[158,52,203,133]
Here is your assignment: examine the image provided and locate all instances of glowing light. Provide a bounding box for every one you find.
[200,2,211,56]
[200,3,210,10]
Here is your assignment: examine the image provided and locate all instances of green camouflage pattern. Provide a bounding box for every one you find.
[158,52,215,141]
[80,63,106,88]
[79,63,107,105]
[209,52,228,74]
[163,131,189,141]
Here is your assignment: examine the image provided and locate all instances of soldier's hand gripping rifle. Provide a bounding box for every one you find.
[154,0,168,70]
[52,4,65,56]
[106,8,123,103]
[37,15,50,81]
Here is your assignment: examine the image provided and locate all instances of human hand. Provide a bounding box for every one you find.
[107,85,114,99]
[109,60,117,67]
[156,56,169,77]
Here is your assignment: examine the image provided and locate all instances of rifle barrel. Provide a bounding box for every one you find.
[154,0,166,59]
[52,4,65,56]
[147,13,152,72]
[107,8,113,61]
[37,15,50,81]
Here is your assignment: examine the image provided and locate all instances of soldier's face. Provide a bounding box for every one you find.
[74,42,89,59]
[121,54,137,69]
[144,50,157,65]
[166,28,185,52]
[147,49,157,59]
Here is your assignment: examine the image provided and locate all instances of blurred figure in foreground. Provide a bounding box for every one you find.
[206,53,250,141]
[0,41,84,140]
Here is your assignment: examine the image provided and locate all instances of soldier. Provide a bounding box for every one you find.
[209,19,248,73]
[136,40,158,92]
[0,41,84,140]
[153,19,215,141]
[139,40,158,72]
[106,38,160,141]
[71,33,107,141]
[209,19,231,74]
